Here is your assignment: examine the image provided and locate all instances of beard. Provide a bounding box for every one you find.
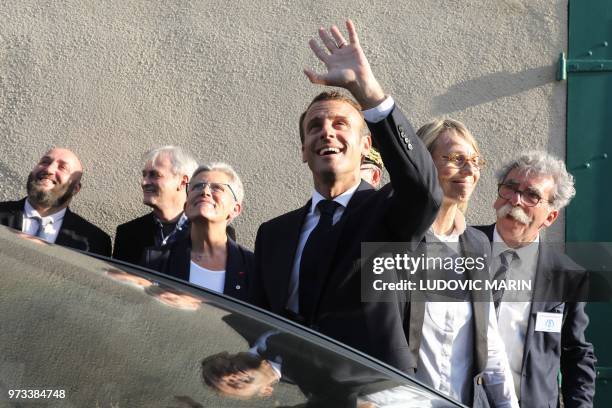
[496,203,533,225]
[26,172,79,209]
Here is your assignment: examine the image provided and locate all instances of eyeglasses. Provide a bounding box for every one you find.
[497,183,550,207]
[441,153,485,169]
[188,182,237,201]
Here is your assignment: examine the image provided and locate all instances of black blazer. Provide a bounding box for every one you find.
[113,212,237,266]
[142,234,252,302]
[0,198,111,257]
[113,213,157,265]
[250,105,443,374]
[475,223,596,408]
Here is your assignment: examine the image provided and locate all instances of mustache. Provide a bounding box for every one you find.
[33,171,57,184]
[496,203,533,225]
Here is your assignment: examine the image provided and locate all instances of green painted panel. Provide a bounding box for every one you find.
[567,1,612,406]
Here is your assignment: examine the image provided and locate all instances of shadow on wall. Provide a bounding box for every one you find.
[432,65,555,115]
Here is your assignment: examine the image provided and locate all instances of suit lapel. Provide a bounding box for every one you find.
[272,203,310,310]
[223,239,247,298]
[55,208,86,250]
[1,198,26,230]
[521,243,556,374]
[461,232,489,373]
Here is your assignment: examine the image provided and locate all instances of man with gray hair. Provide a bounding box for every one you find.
[475,151,595,407]
[113,146,198,266]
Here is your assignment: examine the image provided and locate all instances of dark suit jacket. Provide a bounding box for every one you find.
[142,234,252,301]
[250,105,443,374]
[0,198,111,257]
[407,227,492,398]
[475,223,596,408]
[113,212,237,267]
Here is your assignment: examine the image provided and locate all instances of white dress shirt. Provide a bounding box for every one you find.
[492,225,539,398]
[286,96,396,313]
[22,200,66,243]
[415,218,518,407]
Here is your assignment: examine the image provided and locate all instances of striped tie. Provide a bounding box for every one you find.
[493,249,517,316]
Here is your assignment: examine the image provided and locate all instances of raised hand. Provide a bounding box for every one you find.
[304,20,385,109]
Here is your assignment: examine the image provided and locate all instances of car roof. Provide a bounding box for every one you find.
[0,225,463,407]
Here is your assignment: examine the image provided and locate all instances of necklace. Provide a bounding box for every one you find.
[191,251,207,262]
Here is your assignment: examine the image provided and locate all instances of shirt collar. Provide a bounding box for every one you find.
[492,223,539,260]
[310,182,360,214]
[24,199,67,224]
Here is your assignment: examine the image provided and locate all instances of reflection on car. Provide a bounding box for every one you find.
[0,225,462,407]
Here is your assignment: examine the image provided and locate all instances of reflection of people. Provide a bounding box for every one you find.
[144,284,203,311]
[202,351,280,399]
[104,268,153,290]
[0,148,111,256]
[415,119,517,406]
[474,151,595,407]
[249,20,442,374]
[142,163,252,301]
[359,146,383,189]
[113,146,198,266]
[202,329,394,407]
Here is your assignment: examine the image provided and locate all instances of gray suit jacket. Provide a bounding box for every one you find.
[475,223,596,408]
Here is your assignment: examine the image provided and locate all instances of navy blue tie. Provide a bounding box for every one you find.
[299,200,340,323]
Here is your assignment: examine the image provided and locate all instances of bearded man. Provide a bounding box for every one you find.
[0,147,111,256]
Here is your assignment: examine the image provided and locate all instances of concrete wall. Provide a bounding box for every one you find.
[0,0,568,249]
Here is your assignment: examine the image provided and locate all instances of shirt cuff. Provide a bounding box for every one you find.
[363,96,395,123]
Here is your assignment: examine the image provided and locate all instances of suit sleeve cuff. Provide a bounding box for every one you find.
[363,96,395,123]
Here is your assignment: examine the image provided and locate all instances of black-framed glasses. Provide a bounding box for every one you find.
[188,182,237,201]
[497,183,550,207]
[441,153,486,169]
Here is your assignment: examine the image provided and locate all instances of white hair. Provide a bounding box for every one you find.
[191,162,244,204]
[495,151,576,209]
[143,146,198,180]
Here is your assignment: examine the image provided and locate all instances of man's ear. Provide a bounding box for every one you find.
[180,174,189,191]
[301,143,307,163]
[361,134,372,158]
[371,167,381,187]
[543,208,559,227]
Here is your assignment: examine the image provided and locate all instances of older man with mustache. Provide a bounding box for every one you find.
[475,151,595,408]
[0,147,111,256]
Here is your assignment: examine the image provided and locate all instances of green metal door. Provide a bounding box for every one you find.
[565,1,612,406]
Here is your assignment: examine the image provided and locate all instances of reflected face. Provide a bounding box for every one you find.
[27,148,82,209]
[216,361,279,399]
[431,130,480,204]
[493,167,558,246]
[141,155,183,210]
[301,100,370,180]
[105,269,152,289]
[185,170,240,224]
[156,291,202,310]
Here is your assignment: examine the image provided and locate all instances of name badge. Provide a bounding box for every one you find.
[535,312,563,333]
